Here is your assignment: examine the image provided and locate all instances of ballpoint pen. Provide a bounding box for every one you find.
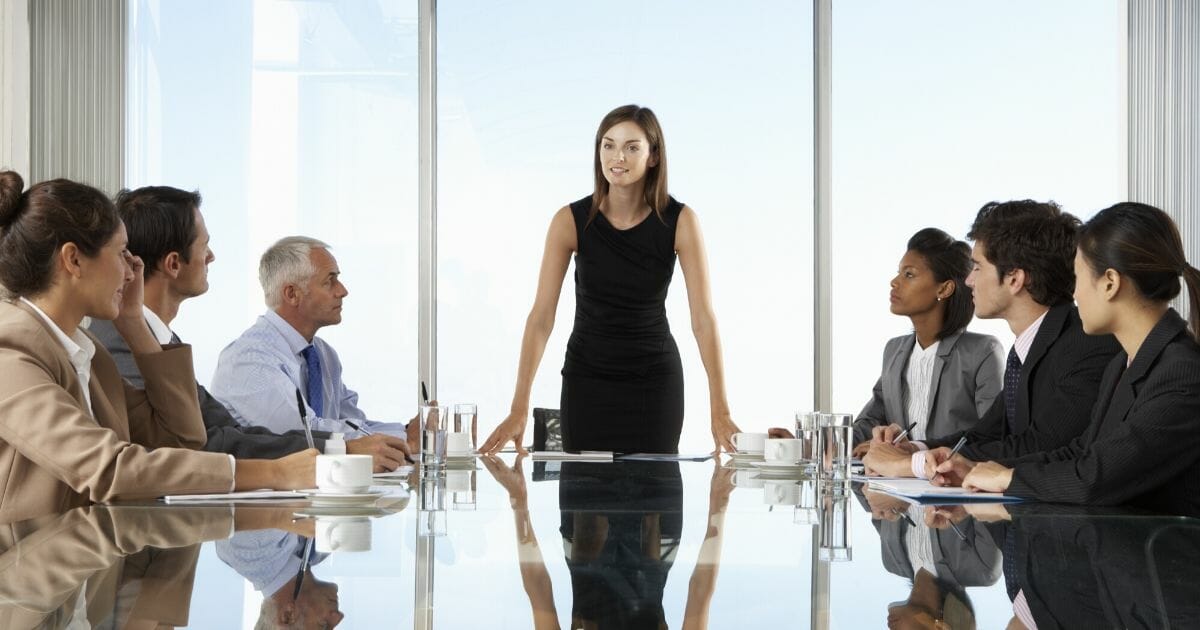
[421,381,429,404]
[891,427,911,445]
[890,507,916,526]
[295,388,316,450]
[343,419,373,436]
[948,520,969,541]
[947,436,968,459]
[292,536,314,601]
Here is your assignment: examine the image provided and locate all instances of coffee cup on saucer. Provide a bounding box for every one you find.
[731,432,768,456]
[316,454,373,494]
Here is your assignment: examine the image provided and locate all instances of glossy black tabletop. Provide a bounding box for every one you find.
[2,456,1197,629]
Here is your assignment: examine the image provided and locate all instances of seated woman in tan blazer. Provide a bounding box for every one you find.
[0,171,314,521]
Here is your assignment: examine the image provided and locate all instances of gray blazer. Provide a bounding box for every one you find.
[88,319,328,458]
[853,330,1004,444]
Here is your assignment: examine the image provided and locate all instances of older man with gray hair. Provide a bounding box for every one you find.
[211,236,419,466]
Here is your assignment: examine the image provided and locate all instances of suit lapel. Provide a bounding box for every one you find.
[1015,304,1070,433]
[885,335,915,427]
[1097,310,1187,435]
[925,332,960,425]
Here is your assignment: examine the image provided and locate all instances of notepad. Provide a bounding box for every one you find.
[161,489,304,504]
[866,478,1022,503]
[531,451,613,462]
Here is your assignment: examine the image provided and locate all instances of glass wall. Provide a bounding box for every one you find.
[126,0,419,415]
[435,1,816,454]
[828,0,1122,625]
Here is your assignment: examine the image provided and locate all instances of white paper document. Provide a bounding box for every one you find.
[161,489,303,504]
[866,478,1022,502]
[617,453,713,462]
[373,466,415,478]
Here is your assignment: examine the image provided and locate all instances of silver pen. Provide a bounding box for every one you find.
[891,427,912,445]
[295,388,316,450]
[947,436,968,459]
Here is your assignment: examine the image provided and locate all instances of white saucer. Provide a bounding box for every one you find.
[749,461,811,473]
[445,452,477,462]
[730,452,765,461]
[302,489,386,505]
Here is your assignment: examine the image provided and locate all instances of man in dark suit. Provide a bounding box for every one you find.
[89,186,411,469]
[864,200,1120,478]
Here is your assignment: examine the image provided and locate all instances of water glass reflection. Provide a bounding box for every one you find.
[818,492,852,562]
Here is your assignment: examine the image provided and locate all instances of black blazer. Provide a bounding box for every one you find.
[88,319,328,458]
[1007,309,1200,516]
[926,304,1120,461]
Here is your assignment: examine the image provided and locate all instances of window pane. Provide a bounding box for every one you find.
[436,1,815,456]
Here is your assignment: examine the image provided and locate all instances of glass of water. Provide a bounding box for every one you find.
[819,412,854,486]
[420,404,449,467]
[453,403,478,455]
[795,411,822,464]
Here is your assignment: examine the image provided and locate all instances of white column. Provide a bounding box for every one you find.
[1127,0,1200,274]
[28,0,125,193]
[0,0,30,177]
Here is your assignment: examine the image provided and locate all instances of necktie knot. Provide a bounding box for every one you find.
[301,345,324,418]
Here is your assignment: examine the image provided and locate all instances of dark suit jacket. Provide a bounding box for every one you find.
[925,304,1120,461]
[1007,309,1200,516]
[853,330,1005,444]
[89,318,328,459]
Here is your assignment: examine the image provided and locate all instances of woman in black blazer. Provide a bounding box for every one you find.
[850,228,1004,449]
[960,202,1200,517]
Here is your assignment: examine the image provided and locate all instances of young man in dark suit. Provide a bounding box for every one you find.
[89,186,412,470]
[863,200,1121,479]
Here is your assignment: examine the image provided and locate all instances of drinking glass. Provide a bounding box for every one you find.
[420,404,449,467]
[794,411,822,464]
[818,492,853,562]
[453,403,478,454]
[819,413,854,487]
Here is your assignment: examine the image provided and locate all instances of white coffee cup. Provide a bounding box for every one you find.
[764,438,805,464]
[763,480,802,506]
[315,516,372,553]
[732,468,764,489]
[446,432,472,456]
[731,432,768,454]
[315,454,373,493]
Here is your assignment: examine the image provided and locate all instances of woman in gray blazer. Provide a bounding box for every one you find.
[851,228,1004,448]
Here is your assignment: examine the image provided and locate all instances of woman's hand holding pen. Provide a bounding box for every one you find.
[481,409,529,455]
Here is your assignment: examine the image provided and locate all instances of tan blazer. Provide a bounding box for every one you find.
[0,300,234,522]
[0,505,232,629]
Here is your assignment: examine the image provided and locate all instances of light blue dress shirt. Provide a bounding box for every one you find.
[210,310,407,436]
[215,530,327,596]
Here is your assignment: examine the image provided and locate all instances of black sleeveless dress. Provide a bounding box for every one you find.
[561,195,685,454]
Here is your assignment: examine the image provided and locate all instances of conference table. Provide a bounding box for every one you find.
[2,455,1198,629]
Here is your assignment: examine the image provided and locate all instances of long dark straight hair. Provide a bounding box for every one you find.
[1077,202,1200,340]
[589,105,669,226]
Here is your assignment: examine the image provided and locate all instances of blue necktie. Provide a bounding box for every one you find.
[301,345,324,417]
[1004,346,1021,432]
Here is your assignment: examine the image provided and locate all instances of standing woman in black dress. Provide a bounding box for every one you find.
[481,105,740,454]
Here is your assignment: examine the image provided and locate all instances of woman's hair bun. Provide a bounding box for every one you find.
[0,170,26,229]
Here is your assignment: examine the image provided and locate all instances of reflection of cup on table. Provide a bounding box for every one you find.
[316,454,373,493]
[316,516,372,553]
[764,438,805,464]
[732,468,765,489]
[446,432,472,457]
[763,480,802,505]
[732,432,767,455]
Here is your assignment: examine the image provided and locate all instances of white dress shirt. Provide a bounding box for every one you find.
[902,339,940,442]
[20,297,97,416]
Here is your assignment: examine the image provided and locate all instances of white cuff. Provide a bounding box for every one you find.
[910,451,930,479]
[228,455,237,492]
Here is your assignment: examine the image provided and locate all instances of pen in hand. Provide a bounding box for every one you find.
[947,436,968,459]
[891,427,912,445]
[420,381,429,404]
[295,388,316,450]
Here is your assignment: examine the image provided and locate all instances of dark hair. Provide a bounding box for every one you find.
[967,199,1080,307]
[1078,202,1200,340]
[907,227,974,339]
[0,171,122,297]
[114,186,202,278]
[590,104,669,225]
